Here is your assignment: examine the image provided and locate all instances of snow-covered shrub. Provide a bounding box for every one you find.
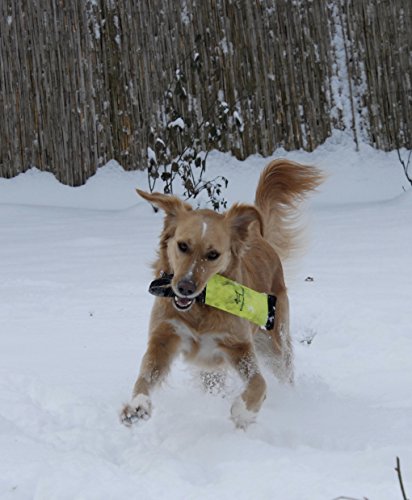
[145,50,246,211]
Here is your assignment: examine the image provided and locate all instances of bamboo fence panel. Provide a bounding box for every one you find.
[0,0,410,185]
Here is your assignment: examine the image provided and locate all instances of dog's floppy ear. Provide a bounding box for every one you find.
[136,189,192,215]
[225,204,263,255]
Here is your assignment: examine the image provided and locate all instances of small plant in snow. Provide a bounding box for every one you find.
[395,456,409,500]
[396,148,412,188]
[332,457,410,500]
[146,49,244,211]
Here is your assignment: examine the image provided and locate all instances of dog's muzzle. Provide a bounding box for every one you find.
[148,273,205,312]
[173,295,194,311]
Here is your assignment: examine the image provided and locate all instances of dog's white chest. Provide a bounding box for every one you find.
[168,319,226,367]
[196,335,222,364]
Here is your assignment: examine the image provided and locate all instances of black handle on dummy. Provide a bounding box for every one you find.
[148,274,175,298]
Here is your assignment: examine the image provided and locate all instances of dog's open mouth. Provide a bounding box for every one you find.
[173,295,195,311]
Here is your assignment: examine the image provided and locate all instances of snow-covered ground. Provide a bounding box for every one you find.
[1,132,411,499]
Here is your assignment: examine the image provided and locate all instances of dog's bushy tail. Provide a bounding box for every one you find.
[255,159,323,261]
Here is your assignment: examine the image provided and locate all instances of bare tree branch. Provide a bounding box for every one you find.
[397,149,412,186]
[395,456,410,500]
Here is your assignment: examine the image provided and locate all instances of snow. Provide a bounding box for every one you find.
[168,117,185,130]
[1,131,411,499]
[330,2,354,133]
[233,110,244,133]
[147,147,157,165]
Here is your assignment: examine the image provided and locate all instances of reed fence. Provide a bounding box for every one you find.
[0,0,410,185]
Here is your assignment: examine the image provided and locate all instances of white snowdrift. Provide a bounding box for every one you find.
[0,132,411,500]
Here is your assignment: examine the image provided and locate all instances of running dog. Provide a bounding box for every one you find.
[121,159,322,428]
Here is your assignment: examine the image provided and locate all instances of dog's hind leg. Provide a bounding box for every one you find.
[274,292,294,384]
[120,324,181,426]
[254,291,294,385]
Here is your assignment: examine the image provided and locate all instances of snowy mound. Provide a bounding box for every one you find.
[1,133,411,499]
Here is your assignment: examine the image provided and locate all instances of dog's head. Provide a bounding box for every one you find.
[137,189,263,311]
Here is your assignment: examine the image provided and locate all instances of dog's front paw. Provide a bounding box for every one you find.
[230,396,257,430]
[120,394,152,426]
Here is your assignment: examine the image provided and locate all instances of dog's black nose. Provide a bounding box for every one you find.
[177,279,196,297]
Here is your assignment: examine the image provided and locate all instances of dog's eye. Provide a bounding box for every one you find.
[206,250,220,261]
[178,242,189,253]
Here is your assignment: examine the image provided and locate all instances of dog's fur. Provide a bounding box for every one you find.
[121,159,322,428]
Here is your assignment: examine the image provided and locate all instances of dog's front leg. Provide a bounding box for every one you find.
[223,342,267,429]
[121,324,181,426]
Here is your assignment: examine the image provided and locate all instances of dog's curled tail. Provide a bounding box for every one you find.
[255,159,323,261]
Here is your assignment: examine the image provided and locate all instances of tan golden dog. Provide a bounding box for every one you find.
[121,160,322,429]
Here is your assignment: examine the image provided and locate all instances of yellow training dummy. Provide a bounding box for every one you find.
[149,273,276,330]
